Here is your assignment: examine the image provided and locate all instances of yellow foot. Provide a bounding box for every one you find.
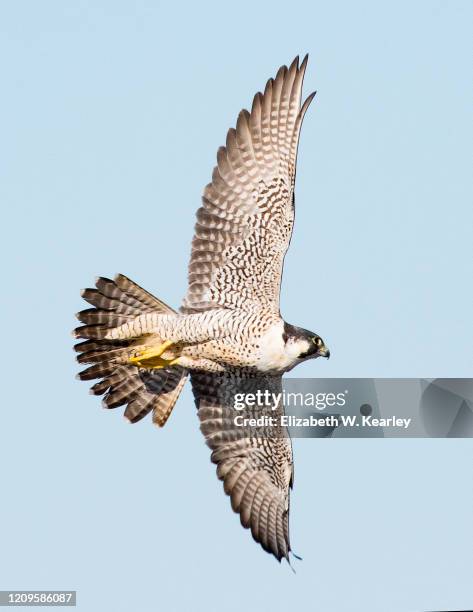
[131,355,180,369]
[128,341,179,369]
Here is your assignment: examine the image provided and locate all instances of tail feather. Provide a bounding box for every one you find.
[80,289,138,314]
[77,362,117,380]
[77,346,133,366]
[114,274,175,314]
[152,371,188,426]
[73,324,110,340]
[94,276,144,308]
[90,377,118,396]
[76,307,133,327]
[103,370,148,409]
[125,396,156,424]
[74,274,188,426]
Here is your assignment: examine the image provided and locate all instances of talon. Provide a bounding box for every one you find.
[129,340,173,364]
[128,341,180,369]
[131,355,181,370]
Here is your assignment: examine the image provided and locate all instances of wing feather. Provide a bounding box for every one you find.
[182,56,315,314]
[191,370,294,562]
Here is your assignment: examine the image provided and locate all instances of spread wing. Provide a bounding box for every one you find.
[182,56,315,315]
[191,370,294,562]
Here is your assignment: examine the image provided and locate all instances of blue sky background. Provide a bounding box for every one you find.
[1,1,472,611]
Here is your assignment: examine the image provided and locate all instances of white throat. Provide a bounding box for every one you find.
[256,322,308,373]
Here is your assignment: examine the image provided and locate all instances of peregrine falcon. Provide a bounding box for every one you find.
[74,55,329,564]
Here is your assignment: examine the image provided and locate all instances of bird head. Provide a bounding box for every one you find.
[283,323,330,367]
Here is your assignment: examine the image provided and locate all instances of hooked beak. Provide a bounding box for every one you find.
[317,345,330,359]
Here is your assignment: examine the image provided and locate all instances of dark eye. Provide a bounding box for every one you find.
[313,337,322,347]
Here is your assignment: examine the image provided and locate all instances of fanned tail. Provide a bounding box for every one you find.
[73,274,188,426]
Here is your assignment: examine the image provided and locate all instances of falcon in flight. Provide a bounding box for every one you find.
[74,55,329,564]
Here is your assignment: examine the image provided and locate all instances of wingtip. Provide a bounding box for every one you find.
[288,56,299,73]
[300,91,317,116]
[276,64,287,80]
[237,108,250,123]
[114,272,127,283]
[264,77,274,95]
